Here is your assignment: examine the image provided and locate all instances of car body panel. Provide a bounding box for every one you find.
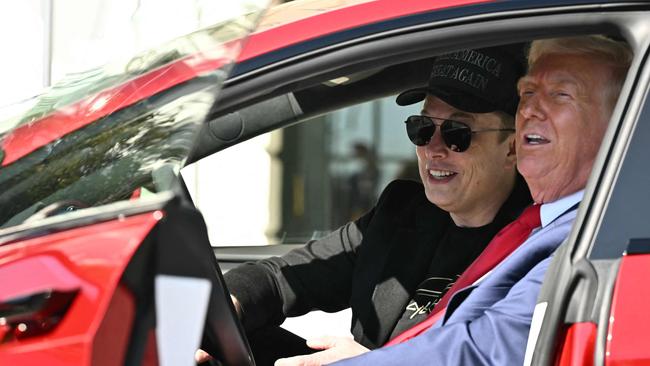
[0,52,235,167]
[236,0,492,64]
[605,253,650,366]
[556,322,597,366]
[0,212,161,365]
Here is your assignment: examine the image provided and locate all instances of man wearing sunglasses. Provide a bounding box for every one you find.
[220,46,531,366]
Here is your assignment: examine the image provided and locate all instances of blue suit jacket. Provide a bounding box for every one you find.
[331,209,577,366]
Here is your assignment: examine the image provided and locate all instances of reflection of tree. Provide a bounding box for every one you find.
[0,86,207,227]
[17,49,182,127]
[9,14,253,131]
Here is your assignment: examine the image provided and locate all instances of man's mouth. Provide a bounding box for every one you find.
[428,169,457,180]
[524,134,550,145]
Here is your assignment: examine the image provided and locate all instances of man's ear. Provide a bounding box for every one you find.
[505,134,517,169]
[508,135,516,156]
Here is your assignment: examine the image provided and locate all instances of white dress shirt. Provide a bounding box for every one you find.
[539,190,584,229]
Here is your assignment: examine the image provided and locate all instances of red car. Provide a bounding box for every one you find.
[1,0,649,365]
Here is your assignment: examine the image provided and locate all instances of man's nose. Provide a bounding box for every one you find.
[424,127,448,159]
[518,94,546,121]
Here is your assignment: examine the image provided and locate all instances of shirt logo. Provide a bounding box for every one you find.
[405,276,455,319]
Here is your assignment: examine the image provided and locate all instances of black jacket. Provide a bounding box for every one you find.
[224,178,531,349]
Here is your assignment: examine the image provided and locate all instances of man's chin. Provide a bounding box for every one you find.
[424,191,456,209]
[517,159,549,183]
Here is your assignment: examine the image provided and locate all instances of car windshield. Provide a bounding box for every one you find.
[0,1,268,231]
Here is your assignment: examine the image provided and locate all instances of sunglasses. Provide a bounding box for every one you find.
[405,115,515,152]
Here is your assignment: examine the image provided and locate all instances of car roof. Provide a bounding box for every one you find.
[237,0,492,63]
[231,0,629,78]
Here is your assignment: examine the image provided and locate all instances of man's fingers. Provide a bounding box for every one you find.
[275,354,320,366]
[305,335,339,350]
[195,349,213,363]
[275,338,369,366]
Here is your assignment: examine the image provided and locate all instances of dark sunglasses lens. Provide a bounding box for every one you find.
[406,116,434,146]
[441,120,472,152]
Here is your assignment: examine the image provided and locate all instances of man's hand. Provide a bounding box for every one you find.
[195,349,213,364]
[274,336,369,366]
[195,296,242,364]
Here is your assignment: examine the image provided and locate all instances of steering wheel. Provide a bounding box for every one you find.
[154,199,255,366]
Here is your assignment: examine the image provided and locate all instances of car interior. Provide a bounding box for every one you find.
[186,24,632,255]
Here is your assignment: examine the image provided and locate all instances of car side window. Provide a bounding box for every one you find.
[183,95,421,246]
[590,66,650,259]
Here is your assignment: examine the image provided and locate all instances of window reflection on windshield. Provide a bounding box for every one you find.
[0,11,263,231]
[0,86,215,228]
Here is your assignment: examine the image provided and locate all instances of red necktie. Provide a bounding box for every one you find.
[385,204,541,346]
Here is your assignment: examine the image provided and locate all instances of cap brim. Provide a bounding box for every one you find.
[395,87,428,106]
[396,85,502,114]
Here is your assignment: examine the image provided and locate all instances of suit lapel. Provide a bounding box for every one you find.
[443,285,477,323]
[441,210,579,326]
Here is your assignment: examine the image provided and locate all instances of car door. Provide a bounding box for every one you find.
[0,2,270,365]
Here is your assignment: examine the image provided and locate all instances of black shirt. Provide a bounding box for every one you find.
[389,221,501,339]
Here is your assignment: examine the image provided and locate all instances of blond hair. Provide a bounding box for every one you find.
[528,36,633,107]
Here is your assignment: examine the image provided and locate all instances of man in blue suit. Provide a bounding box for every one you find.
[275,36,632,366]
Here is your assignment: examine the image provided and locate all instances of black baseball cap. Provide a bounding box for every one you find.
[396,45,525,116]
